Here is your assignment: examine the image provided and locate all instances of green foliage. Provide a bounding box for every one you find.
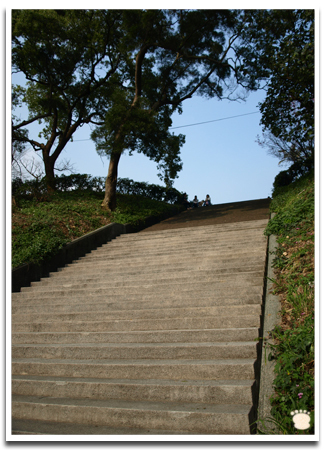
[116,178,183,204]
[12,177,183,268]
[239,10,314,165]
[272,160,314,194]
[110,193,182,227]
[12,9,275,205]
[12,174,183,205]
[12,9,124,186]
[265,172,314,236]
[268,315,314,434]
[261,172,315,435]
[90,9,254,195]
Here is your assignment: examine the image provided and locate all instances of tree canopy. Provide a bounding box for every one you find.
[12,9,314,210]
[238,10,314,168]
[88,9,261,209]
[12,9,124,190]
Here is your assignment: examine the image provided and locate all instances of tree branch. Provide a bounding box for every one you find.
[12,113,52,130]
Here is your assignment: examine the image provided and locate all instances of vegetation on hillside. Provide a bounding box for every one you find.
[260,171,315,434]
[12,179,183,269]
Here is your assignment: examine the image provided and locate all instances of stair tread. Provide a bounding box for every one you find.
[12,395,252,413]
[12,374,254,386]
[12,341,257,348]
[12,315,258,324]
[12,304,261,318]
[13,357,256,364]
[11,419,212,435]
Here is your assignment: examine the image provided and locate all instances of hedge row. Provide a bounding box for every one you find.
[12,174,184,205]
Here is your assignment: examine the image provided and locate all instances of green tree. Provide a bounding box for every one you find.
[12,9,262,210]
[238,10,314,167]
[12,9,124,191]
[91,9,260,210]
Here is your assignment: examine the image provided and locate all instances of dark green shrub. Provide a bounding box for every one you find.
[12,174,182,204]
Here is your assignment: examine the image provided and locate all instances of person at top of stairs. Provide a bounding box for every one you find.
[203,195,212,206]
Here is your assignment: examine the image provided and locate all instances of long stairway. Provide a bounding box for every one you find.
[12,218,269,435]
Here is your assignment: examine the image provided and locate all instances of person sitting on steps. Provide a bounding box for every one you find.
[203,194,211,206]
[192,195,199,208]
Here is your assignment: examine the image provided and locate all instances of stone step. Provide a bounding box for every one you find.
[12,358,256,380]
[12,375,255,405]
[12,327,260,344]
[85,237,266,257]
[12,314,260,333]
[12,283,263,302]
[67,259,264,274]
[118,219,268,239]
[34,267,264,287]
[12,341,258,360]
[12,396,253,434]
[12,294,263,315]
[21,271,263,293]
[11,420,195,435]
[12,304,262,323]
[97,236,266,254]
[44,259,265,278]
[12,290,263,309]
[71,247,266,264]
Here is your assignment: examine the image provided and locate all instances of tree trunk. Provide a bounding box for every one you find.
[102,151,121,211]
[43,151,56,192]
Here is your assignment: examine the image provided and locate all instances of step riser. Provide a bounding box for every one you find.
[11,401,251,434]
[39,268,264,284]
[53,261,266,276]
[117,225,268,241]
[12,316,260,333]
[83,241,267,258]
[12,343,258,360]
[68,252,266,266]
[95,232,266,249]
[12,328,259,344]
[12,305,262,323]
[22,274,264,294]
[29,269,264,289]
[70,244,267,258]
[93,232,266,244]
[12,295,263,314]
[12,361,255,380]
[12,379,254,405]
[13,285,263,300]
[119,223,267,235]
[93,242,266,257]
[50,253,265,278]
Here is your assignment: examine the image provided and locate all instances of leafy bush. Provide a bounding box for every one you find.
[12,174,184,205]
[260,171,315,435]
[272,159,314,196]
[116,178,183,204]
[265,171,314,236]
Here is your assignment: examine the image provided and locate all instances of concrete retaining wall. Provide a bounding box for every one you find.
[257,214,281,432]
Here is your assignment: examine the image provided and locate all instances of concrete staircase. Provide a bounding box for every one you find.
[12,218,269,435]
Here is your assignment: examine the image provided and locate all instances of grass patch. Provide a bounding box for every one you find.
[260,172,315,434]
[12,190,182,268]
